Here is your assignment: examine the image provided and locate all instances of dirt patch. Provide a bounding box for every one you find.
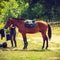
[51,35,60,43]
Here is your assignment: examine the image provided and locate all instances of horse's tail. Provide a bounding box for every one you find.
[48,24,52,40]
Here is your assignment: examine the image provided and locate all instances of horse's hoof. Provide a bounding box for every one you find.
[23,48,27,50]
[42,46,44,50]
[42,48,44,50]
[23,43,28,50]
[23,45,27,50]
[45,47,48,49]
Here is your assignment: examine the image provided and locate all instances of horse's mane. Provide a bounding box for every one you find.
[10,18,25,20]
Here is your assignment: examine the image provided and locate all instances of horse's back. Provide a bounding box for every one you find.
[37,21,47,25]
[36,21,48,33]
[37,21,48,27]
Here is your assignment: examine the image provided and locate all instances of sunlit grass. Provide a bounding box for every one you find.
[52,25,60,36]
[0,47,60,60]
[0,24,60,60]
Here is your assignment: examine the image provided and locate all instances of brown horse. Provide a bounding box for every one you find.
[4,18,52,49]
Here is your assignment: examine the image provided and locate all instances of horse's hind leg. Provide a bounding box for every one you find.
[22,33,28,49]
[41,33,48,49]
[42,38,45,49]
[45,36,48,49]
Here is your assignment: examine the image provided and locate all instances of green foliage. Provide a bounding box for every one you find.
[32,3,44,18]
[0,0,60,23]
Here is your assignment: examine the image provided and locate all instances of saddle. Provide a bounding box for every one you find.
[24,19,36,28]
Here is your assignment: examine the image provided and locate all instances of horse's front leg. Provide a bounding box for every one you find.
[22,33,28,49]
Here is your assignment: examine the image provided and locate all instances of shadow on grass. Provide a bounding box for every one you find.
[0,47,52,52]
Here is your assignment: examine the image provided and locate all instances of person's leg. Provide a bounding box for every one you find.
[11,35,14,47]
[13,33,17,47]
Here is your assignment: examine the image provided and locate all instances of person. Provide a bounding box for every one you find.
[10,24,17,47]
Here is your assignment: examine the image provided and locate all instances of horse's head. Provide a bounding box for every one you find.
[4,18,14,29]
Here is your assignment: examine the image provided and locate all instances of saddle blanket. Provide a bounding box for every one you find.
[24,19,36,28]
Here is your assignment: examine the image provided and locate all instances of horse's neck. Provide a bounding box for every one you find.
[19,20,25,23]
[14,20,24,27]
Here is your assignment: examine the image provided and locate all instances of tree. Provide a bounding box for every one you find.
[0,0,60,22]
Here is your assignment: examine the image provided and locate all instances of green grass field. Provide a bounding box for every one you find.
[0,24,60,60]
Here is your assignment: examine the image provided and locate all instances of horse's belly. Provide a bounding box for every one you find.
[26,27,39,33]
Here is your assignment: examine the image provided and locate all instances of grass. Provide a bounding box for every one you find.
[0,24,60,60]
[0,50,60,60]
